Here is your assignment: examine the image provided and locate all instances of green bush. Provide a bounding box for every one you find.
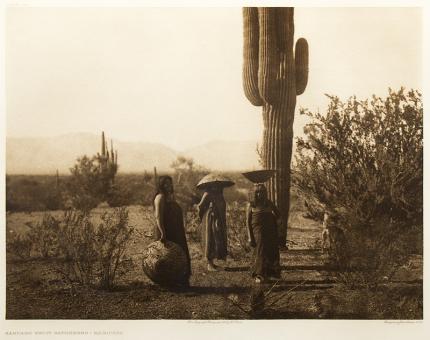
[12,208,134,289]
[171,156,208,212]
[313,285,422,319]
[6,230,32,260]
[106,184,132,207]
[113,174,154,206]
[56,208,134,289]
[27,214,62,258]
[65,154,118,211]
[227,202,252,258]
[293,88,423,287]
[5,172,249,213]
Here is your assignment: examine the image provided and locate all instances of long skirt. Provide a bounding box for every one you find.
[200,205,228,261]
[251,222,281,278]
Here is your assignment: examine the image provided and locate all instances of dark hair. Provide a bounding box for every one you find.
[249,183,268,208]
[153,175,174,205]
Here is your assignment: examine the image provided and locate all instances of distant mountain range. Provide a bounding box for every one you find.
[6,133,261,174]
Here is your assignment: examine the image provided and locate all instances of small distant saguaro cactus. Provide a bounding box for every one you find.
[242,7,309,246]
[99,131,118,186]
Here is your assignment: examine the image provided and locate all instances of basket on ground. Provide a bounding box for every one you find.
[142,240,188,285]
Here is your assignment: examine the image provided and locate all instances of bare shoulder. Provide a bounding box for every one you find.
[154,193,165,205]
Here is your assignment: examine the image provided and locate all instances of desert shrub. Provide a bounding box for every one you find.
[184,209,202,242]
[370,286,423,319]
[6,230,32,260]
[105,184,132,207]
[65,154,118,211]
[139,188,156,206]
[44,189,64,211]
[221,172,255,204]
[223,186,248,205]
[227,202,252,258]
[56,211,98,285]
[6,175,64,212]
[6,173,158,212]
[293,88,423,288]
[19,208,134,289]
[314,285,422,319]
[93,208,134,288]
[56,208,134,289]
[8,212,62,260]
[170,156,209,235]
[26,213,62,258]
[171,156,207,212]
[113,174,154,206]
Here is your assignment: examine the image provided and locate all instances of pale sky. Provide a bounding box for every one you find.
[6,6,422,150]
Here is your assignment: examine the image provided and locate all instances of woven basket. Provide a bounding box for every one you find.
[241,170,276,183]
[142,240,188,285]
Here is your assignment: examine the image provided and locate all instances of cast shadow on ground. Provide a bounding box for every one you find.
[113,281,250,296]
[224,264,331,272]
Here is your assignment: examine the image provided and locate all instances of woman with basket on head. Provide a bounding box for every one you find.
[243,170,281,284]
[152,175,191,287]
[196,174,235,272]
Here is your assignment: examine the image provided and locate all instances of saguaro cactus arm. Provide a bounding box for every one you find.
[101,131,106,157]
[243,7,263,106]
[295,38,309,95]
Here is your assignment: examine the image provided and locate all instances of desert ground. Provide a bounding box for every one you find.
[6,203,423,320]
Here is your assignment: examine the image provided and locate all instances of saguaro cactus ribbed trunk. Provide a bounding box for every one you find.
[243,7,309,246]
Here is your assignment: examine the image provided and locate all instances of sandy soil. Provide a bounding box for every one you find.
[6,205,423,319]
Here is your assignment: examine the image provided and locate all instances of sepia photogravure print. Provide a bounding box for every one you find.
[2,1,426,339]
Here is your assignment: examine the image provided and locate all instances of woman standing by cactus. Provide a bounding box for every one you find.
[196,174,234,272]
[243,170,281,284]
[153,175,191,286]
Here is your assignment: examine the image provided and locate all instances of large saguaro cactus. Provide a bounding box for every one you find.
[242,7,309,246]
